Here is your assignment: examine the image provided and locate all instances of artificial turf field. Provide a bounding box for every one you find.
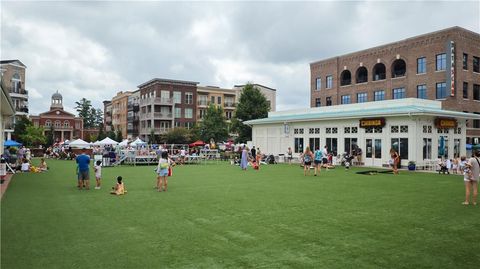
[1,159,479,269]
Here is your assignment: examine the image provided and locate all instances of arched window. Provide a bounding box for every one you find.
[356,67,368,83]
[391,59,406,78]
[45,120,52,127]
[63,120,70,128]
[340,70,352,86]
[372,63,386,81]
[55,120,61,128]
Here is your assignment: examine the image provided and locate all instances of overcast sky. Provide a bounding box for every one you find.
[1,0,479,115]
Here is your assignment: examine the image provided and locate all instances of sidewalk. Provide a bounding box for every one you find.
[1,173,14,199]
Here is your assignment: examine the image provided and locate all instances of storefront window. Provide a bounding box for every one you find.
[391,138,408,160]
[423,138,432,160]
[326,138,338,155]
[344,138,358,155]
[309,138,320,151]
[454,139,460,158]
[438,136,448,158]
[294,138,304,153]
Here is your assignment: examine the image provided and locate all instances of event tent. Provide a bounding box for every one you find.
[69,139,90,148]
[130,138,146,147]
[4,140,22,147]
[96,137,119,146]
[118,139,129,147]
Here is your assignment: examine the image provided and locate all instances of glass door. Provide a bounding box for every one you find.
[365,138,382,167]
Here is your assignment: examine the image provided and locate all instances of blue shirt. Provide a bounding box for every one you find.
[314,150,322,161]
[76,154,90,172]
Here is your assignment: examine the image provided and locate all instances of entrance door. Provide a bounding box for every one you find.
[365,138,382,167]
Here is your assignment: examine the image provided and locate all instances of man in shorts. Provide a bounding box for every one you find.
[76,148,91,190]
[322,146,329,169]
[464,150,480,205]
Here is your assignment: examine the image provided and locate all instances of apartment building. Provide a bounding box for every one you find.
[197,86,237,122]
[0,60,29,140]
[126,90,140,139]
[234,83,277,112]
[137,78,198,142]
[103,101,112,132]
[111,91,132,139]
[310,26,480,145]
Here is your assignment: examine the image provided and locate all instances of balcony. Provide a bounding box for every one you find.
[139,127,171,135]
[140,97,173,107]
[224,102,236,108]
[139,112,173,120]
[10,90,28,99]
[197,100,209,106]
[15,106,29,113]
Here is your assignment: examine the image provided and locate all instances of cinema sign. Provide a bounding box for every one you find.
[359,118,386,128]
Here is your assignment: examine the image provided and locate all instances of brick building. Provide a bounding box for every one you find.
[111,91,132,139]
[310,26,480,145]
[137,78,198,142]
[197,86,237,123]
[126,89,140,139]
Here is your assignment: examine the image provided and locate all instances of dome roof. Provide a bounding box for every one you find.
[52,90,62,99]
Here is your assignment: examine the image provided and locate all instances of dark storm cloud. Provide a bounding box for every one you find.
[1,1,478,114]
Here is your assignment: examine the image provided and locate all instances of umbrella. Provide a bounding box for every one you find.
[69,139,91,148]
[4,140,22,147]
[189,140,205,147]
[438,136,445,156]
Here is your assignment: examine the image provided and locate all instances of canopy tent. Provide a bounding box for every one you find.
[62,140,70,145]
[96,137,119,146]
[189,140,205,147]
[4,140,22,147]
[69,139,91,148]
[118,139,129,147]
[130,138,146,147]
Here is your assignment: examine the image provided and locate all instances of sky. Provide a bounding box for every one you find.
[1,0,479,115]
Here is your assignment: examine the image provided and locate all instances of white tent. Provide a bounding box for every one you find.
[97,137,119,146]
[69,139,91,148]
[118,139,129,147]
[130,137,146,147]
[93,140,101,146]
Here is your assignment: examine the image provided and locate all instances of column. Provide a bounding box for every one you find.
[61,131,64,142]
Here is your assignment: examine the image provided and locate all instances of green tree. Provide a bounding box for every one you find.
[149,129,158,144]
[97,123,106,141]
[46,125,55,147]
[198,104,228,143]
[91,108,103,127]
[20,126,46,147]
[164,128,190,144]
[231,84,269,142]
[13,116,32,141]
[107,126,116,140]
[75,98,94,128]
[116,130,123,142]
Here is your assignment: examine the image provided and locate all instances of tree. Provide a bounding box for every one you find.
[93,108,103,127]
[149,129,158,144]
[198,104,229,143]
[164,128,190,144]
[13,116,32,141]
[46,125,55,147]
[116,130,123,142]
[231,84,269,142]
[107,126,116,140]
[97,123,106,141]
[75,98,94,128]
[20,126,46,147]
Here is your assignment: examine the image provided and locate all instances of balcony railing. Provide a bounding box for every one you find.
[139,127,171,134]
[139,112,173,120]
[197,100,209,106]
[224,102,235,107]
[15,106,29,113]
[140,97,173,106]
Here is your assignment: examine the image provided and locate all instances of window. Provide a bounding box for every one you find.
[372,63,386,81]
[309,128,314,134]
[463,82,469,99]
[63,121,69,128]
[374,90,385,101]
[294,128,304,134]
[391,126,399,133]
[174,121,182,128]
[217,96,222,105]
[473,112,480,128]
[54,120,61,128]
[341,95,351,104]
[474,56,480,73]
[417,57,426,74]
[326,97,332,106]
[332,127,338,134]
[315,98,321,107]
[344,127,350,134]
[316,78,321,90]
[463,53,468,70]
[344,138,358,155]
[474,84,480,101]
[423,125,432,133]
[45,120,51,127]
[225,111,232,120]
[357,92,367,103]
[184,108,193,119]
[392,88,406,99]
[423,138,432,160]
[436,53,446,71]
[365,127,383,133]
[325,128,331,134]
[211,96,215,104]
[438,136,449,158]
[326,75,333,89]
[309,138,320,151]
[161,90,169,100]
[356,67,368,83]
[173,91,181,104]
[391,59,406,77]
[417,84,427,99]
[294,138,304,153]
[340,70,352,85]
[400,125,408,133]
[391,138,408,160]
[314,128,320,134]
[436,82,447,99]
[174,108,181,118]
[185,122,194,129]
[325,138,338,155]
[352,127,358,133]
[185,92,193,104]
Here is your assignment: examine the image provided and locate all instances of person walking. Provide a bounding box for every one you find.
[389,148,400,175]
[287,147,293,165]
[302,147,314,176]
[76,148,91,190]
[313,147,322,176]
[463,151,480,205]
[240,146,248,171]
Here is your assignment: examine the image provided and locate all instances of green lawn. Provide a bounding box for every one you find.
[1,159,479,269]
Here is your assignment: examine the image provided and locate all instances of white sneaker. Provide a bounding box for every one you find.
[95,186,101,190]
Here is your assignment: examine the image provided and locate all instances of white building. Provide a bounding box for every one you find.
[1,81,15,155]
[245,98,480,168]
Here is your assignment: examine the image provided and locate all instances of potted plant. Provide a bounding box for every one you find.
[408,161,416,171]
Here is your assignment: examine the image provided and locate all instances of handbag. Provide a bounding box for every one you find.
[168,167,172,177]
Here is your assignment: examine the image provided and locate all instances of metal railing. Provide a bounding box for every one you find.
[140,97,173,106]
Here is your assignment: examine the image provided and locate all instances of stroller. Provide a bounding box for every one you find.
[341,152,355,169]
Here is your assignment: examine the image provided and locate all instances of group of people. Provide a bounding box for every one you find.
[437,156,476,175]
[300,146,333,176]
[239,146,263,170]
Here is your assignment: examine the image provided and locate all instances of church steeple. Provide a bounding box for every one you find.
[50,90,63,110]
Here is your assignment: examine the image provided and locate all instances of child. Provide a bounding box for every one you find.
[110,176,126,195]
[39,158,48,171]
[0,158,6,183]
[94,160,102,190]
[21,159,30,172]
[156,151,171,192]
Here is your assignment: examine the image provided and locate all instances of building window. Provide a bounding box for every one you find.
[423,138,432,160]
[63,121,69,128]
[175,107,181,118]
[356,67,368,83]
[326,97,332,106]
[423,125,432,133]
[198,95,208,106]
[473,112,480,128]
[225,111,232,120]
[352,127,358,133]
[340,70,352,85]
[474,56,480,73]
[184,108,193,118]
[185,92,193,104]
[315,98,321,107]
[357,92,367,103]
[309,128,315,134]
[391,59,406,78]
[374,90,385,101]
[341,95,351,104]
[344,127,350,134]
[217,96,222,105]
[463,82,469,99]
[365,127,383,133]
[417,57,426,74]
[45,120,51,127]
[54,120,61,128]
[463,53,468,70]
[326,75,333,89]
[294,128,304,134]
[160,90,169,99]
[315,78,321,90]
[400,125,408,133]
[436,53,446,71]
[174,121,182,128]
[392,88,406,99]
[294,138,304,153]
[417,84,427,99]
[474,84,480,101]
[391,138,408,160]
[173,91,181,104]
[344,138,358,155]
[325,128,331,134]
[372,63,386,81]
[314,128,320,134]
[391,126,399,133]
[436,82,447,99]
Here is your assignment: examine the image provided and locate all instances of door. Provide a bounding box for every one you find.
[365,138,382,167]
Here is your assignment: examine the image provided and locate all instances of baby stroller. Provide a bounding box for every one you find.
[341,152,355,169]
[264,154,276,164]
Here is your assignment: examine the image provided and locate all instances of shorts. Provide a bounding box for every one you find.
[78,170,90,181]
[322,158,328,164]
[314,160,321,165]
[158,168,168,177]
[304,161,312,166]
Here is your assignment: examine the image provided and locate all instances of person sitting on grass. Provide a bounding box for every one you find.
[111,176,126,195]
[39,158,48,171]
[21,158,30,173]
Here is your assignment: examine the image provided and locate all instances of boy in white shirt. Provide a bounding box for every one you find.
[94,160,102,190]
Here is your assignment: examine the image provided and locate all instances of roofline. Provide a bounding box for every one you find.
[310,26,480,66]
[37,108,76,117]
[0,59,27,68]
[138,78,199,88]
[234,83,277,91]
